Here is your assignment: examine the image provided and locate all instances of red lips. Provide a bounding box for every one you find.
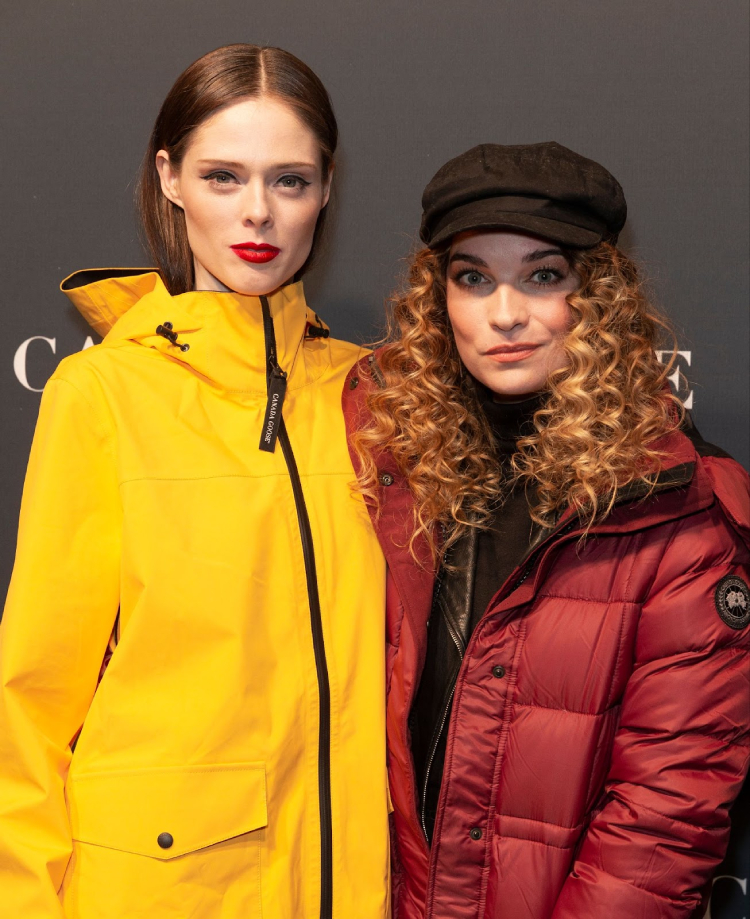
[230,242,280,264]
[486,343,541,363]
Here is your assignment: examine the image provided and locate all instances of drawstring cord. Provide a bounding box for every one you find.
[156,322,190,352]
[305,312,330,339]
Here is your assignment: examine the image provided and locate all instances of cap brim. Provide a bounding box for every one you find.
[425,200,603,249]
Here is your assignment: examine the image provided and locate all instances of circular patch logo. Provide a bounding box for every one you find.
[714,575,750,630]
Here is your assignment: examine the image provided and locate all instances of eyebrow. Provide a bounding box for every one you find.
[273,161,318,170]
[522,247,565,263]
[449,247,566,267]
[196,160,245,170]
[449,252,488,267]
[195,159,317,170]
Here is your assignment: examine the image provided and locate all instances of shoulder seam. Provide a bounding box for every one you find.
[47,375,116,447]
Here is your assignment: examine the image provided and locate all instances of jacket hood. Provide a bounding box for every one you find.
[61,268,330,393]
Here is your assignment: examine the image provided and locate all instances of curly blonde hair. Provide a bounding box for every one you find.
[351,241,683,562]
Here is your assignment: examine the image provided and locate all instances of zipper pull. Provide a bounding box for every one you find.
[259,294,289,453]
[259,361,287,453]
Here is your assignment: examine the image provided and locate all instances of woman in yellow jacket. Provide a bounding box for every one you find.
[0,45,389,919]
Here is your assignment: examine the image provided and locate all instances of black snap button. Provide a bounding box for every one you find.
[379,472,394,487]
[492,665,506,679]
[469,827,483,841]
[349,376,359,389]
[157,832,174,849]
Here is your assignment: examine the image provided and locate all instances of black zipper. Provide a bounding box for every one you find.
[258,302,288,453]
[420,643,463,842]
[418,517,577,845]
[260,296,333,919]
[418,545,464,843]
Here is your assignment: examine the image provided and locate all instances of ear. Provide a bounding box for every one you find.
[321,162,334,209]
[155,150,184,209]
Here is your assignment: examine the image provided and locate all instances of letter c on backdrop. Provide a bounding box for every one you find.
[703,874,748,919]
[13,337,57,392]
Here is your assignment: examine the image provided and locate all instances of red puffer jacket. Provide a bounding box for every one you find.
[343,357,750,919]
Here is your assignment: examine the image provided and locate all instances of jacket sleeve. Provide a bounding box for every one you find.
[551,504,750,919]
[0,372,121,919]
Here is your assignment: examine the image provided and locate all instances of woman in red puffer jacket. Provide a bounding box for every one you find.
[344,141,750,919]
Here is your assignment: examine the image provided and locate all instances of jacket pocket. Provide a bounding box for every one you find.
[66,762,267,859]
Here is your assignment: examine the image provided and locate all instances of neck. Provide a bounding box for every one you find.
[475,383,544,453]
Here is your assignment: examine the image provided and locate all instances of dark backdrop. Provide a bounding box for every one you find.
[1,2,748,915]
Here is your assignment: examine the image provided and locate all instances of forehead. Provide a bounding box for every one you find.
[449,229,563,260]
[186,96,321,165]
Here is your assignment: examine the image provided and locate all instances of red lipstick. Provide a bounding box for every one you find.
[486,343,540,363]
[231,242,280,264]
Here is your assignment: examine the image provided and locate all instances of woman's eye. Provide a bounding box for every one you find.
[277,174,311,190]
[529,267,563,286]
[456,270,487,287]
[202,171,236,186]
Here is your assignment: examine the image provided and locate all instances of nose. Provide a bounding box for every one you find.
[241,179,273,230]
[487,283,529,331]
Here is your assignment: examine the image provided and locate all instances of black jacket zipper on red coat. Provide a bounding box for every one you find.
[418,517,578,849]
[260,296,333,919]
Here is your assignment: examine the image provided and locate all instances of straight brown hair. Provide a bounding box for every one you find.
[136,44,338,295]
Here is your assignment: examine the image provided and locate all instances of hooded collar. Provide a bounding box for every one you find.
[61,268,328,394]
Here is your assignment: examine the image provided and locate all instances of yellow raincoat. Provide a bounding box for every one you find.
[0,270,388,919]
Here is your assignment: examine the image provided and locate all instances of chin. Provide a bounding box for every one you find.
[218,265,290,298]
[480,371,546,399]
[233,280,283,297]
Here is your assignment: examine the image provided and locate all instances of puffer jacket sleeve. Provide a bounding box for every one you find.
[0,370,121,919]
[551,501,750,919]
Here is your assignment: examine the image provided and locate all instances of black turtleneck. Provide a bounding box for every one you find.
[410,390,541,844]
[471,391,542,629]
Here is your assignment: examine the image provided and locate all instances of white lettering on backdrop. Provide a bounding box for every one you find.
[13,341,695,410]
[656,349,694,409]
[704,875,748,919]
[13,337,57,392]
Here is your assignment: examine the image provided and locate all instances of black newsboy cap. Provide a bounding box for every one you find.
[420,142,627,249]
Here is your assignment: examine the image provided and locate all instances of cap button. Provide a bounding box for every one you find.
[157,832,174,849]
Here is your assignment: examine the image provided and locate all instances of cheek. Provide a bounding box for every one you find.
[180,188,230,241]
[446,294,477,349]
[543,299,573,369]
[276,198,323,265]
[446,306,486,377]
[534,296,574,343]
[283,197,321,238]
[549,297,574,335]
